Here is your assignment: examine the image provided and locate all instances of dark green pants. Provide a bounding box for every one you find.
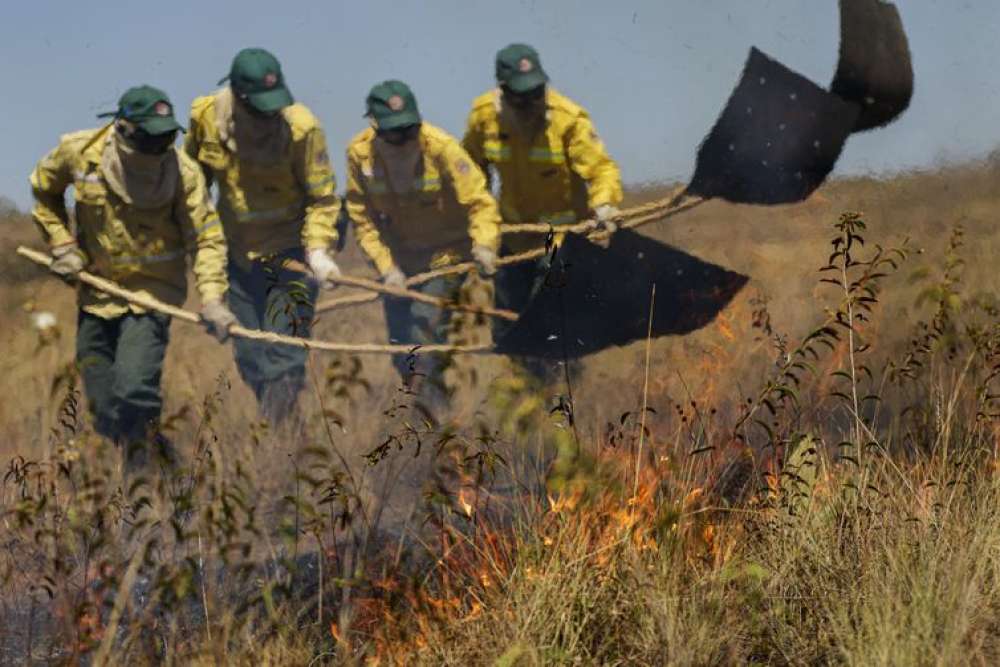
[494,244,577,382]
[383,275,462,382]
[228,249,318,424]
[495,256,546,329]
[76,310,170,442]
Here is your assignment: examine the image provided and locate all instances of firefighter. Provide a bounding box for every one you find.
[29,85,233,461]
[462,43,623,331]
[186,48,341,425]
[345,80,501,392]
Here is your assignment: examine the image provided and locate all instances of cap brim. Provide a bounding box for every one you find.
[247,86,294,113]
[505,70,549,94]
[139,115,185,135]
[375,109,422,130]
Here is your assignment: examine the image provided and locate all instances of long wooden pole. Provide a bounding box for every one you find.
[315,190,706,314]
[281,258,518,321]
[16,246,491,355]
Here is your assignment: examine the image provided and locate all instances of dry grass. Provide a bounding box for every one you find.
[1,161,1000,664]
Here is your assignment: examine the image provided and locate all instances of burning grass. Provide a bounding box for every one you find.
[3,178,1000,663]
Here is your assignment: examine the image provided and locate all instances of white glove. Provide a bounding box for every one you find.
[382,265,407,290]
[591,205,620,249]
[50,243,85,280]
[201,299,238,342]
[595,205,620,233]
[307,248,342,287]
[471,244,498,277]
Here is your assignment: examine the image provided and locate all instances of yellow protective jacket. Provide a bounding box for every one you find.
[345,123,501,276]
[29,125,228,319]
[185,91,339,263]
[462,88,623,250]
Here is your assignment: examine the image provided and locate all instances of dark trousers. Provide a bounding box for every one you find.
[494,256,546,332]
[494,244,578,383]
[383,275,462,383]
[227,249,318,424]
[76,310,170,442]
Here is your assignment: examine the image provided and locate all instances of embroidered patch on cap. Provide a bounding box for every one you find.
[387,95,405,111]
[154,101,171,116]
[455,159,470,176]
[263,72,278,88]
[518,58,533,73]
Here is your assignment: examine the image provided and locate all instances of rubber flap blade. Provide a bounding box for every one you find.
[688,47,860,204]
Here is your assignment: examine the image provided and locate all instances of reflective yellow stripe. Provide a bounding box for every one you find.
[540,210,576,226]
[367,177,440,194]
[191,215,221,236]
[111,248,185,266]
[416,177,441,191]
[484,144,511,160]
[529,148,565,164]
[234,202,303,224]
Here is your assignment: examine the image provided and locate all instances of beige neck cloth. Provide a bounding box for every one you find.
[215,87,291,165]
[496,88,548,138]
[373,135,424,194]
[101,129,178,209]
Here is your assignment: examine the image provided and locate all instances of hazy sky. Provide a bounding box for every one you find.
[2,1,999,210]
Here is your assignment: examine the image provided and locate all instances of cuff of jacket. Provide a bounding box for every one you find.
[197,281,229,305]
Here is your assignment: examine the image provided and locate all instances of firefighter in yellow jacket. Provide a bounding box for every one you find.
[346,80,501,385]
[462,43,623,323]
[29,85,233,453]
[186,48,341,424]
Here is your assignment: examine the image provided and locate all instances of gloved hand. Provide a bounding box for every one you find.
[471,244,498,277]
[382,265,407,290]
[307,247,342,287]
[591,204,620,249]
[50,243,85,281]
[201,299,237,342]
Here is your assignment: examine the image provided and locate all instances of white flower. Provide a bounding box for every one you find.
[32,311,57,332]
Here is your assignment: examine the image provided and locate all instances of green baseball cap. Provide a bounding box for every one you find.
[495,43,549,93]
[98,85,184,135]
[365,80,422,130]
[221,48,294,113]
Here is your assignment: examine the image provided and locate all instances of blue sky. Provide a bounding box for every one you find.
[3,1,999,209]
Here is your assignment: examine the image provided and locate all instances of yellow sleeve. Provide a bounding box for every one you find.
[441,140,501,252]
[566,113,623,210]
[176,155,228,304]
[345,150,396,275]
[295,127,341,251]
[461,109,489,176]
[29,140,77,249]
[183,103,214,187]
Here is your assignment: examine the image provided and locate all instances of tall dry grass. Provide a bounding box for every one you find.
[1,164,1000,664]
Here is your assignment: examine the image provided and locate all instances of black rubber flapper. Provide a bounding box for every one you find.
[495,230,748,359]
[502,0,914,359]
[687,47,860,205]
[831,0,914,132]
